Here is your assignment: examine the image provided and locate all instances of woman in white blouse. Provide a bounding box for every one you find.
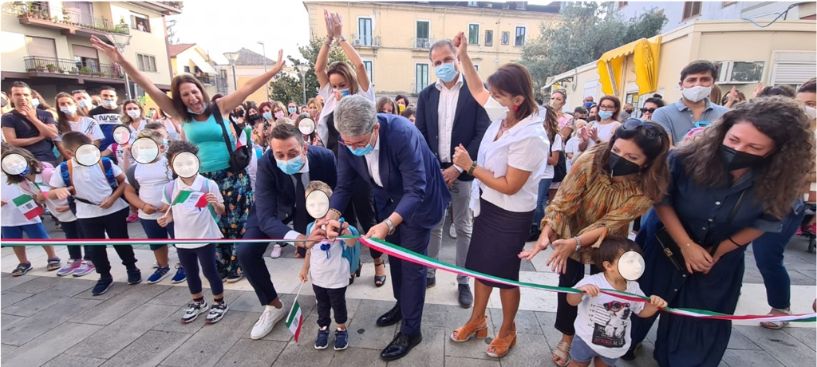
[449,31,549,359]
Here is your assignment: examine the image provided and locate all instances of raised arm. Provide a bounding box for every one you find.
[453,32,489,106]
[315,9,336,89]
[217,49,285,113]
[324,11,370,92]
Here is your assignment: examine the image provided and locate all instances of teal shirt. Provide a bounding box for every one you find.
[182,113,234,173]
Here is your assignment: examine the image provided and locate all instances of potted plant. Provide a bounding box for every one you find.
[46,64,56,72]
[36,64,46,72]
[79,66,91,75]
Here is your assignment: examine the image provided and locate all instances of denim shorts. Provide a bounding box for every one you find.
[570,335,619,366]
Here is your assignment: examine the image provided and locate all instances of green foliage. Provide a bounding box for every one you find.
[521,2,666,92]
[268,37,349,105]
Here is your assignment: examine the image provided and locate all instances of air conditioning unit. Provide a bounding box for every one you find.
[352,39,361,47]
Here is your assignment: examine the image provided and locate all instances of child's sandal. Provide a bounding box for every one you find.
[486,329,517,358]
[450,315,488,342]
[551,340,571,367]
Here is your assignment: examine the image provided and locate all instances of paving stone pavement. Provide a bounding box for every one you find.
[1,220,815,366]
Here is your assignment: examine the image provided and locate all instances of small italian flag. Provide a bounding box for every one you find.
[12,194,44,220]
[172,190,208,208]
[286,300,304,343]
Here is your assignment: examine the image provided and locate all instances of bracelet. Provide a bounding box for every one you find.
[328,208,343,219]
[383,218,396,235]
[573,237,582,253]
[467,162,478,176]
[728,236,747,247]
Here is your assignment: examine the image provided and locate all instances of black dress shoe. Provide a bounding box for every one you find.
[426,276,436,288]
[376,304,402,327]
[380,332,422,361]
[458,284,473,308]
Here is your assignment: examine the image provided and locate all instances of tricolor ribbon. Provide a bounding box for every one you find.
[2,236,815,323]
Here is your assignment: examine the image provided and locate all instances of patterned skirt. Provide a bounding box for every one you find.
[201,168,254,270]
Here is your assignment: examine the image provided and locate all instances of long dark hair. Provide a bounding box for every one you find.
[675,96,815,218]
[543,106,558,143]
[592,120,671,202]
[170,73,210,122]
[486,63,538,121]
[54,92,77,135]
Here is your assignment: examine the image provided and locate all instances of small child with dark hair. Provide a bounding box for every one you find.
[566,237,667,367]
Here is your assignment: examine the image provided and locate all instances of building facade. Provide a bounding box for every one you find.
[1,1,181,101]
[304,1,560,96]
[218,47,278,105]
[168,43,225,97]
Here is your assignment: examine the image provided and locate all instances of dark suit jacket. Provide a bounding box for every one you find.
[330,114,450,229]
[245,146,337,238]
[414,80,491,181]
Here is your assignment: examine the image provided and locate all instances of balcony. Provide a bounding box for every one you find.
[16,7,129,38]
[352,35,381,49]
[194,72,214,85]
[414,38,432,49]
[23,56,124,81]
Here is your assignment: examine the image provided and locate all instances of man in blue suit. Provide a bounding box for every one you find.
[415,39,490,307]
[238,124,336,341]
[324,95,450,361]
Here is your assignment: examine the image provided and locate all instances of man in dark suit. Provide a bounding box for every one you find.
[323,95,450,361]
[238,124,336,341]
[415,39,490,308]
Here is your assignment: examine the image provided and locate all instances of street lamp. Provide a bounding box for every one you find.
[223,51,239,93]
[109,33,133,99]
[296,63,309,105]
[257,41,267,73]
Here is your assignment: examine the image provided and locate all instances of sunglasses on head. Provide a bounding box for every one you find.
[621,118,662,139]
[640,108,656,113]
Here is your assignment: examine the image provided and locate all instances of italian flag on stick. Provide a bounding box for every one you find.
[172,190,208,208]
[286,283,305,343]
[12,194,43,220]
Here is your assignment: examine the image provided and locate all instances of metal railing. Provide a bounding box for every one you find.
[23,56,124,80]
[16,6,129,35]
[414,38,431,49]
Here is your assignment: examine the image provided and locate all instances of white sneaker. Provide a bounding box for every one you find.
[250,304,286,339]
[449,224,458,239]
[270,244,282,258]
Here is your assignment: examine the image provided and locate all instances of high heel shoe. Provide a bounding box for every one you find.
[373,258,387,287]
[450,315,488,342]
[486,324,516,358]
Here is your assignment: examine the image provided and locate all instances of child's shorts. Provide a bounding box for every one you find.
[569,335,619,366]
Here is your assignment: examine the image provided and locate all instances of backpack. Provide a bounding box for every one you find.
[306,219,361,276]
[59,157,117,214]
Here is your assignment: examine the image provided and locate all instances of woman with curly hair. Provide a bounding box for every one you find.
[627,96,815,366]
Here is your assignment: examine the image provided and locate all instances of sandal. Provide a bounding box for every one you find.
[373,258,387,287]
[551,340,571,367]
[46,257,61,272]
[760,308,791,330]
[450,315,488,342]
[486,325,516,358]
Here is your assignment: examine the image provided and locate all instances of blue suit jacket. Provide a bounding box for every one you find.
[414,80,491,181]
[330,114,451,229]
[245,145,337,238]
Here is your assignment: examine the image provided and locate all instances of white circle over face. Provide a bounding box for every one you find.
[1,154,27,175]
[618,251,645,281]
[75,144,101,166]
[113,125,131,144]
[305,190,330,219]
[299,118,316,135]
[172,152,199,178]
[131,138,159,164]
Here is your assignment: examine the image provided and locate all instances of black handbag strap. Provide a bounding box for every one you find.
[212,102,235,154]
[706,189,747,253]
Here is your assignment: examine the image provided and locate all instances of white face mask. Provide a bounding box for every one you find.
[103,99,117,109]
[126,110,141,119]
[681,85,712,103]
[77,99,92,109]
[30,98,40,108]
[60,105,77,116]
[483,96,510,122]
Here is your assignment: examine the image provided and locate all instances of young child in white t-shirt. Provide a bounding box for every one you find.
[158,140,228,324]
[298,180,359,352]
[566,237,667,367]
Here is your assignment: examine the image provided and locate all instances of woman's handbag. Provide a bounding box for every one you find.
[213,103,251,174]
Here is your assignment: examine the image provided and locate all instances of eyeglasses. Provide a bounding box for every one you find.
[640,108,656,113]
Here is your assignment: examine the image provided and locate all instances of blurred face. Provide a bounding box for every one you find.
[100,89,117,104]
[124,102,142,119]
[248,108,259,116]
[488,87,524,112]
[598,99,616,120]
[722,121,775,157]
[641,102,659,120]
[288,103,297,111]
[797,91,816,108]
[270,136,306,161]
[72,92,90,104]
[396,98,407,107]
[57,96,76,109]
[589,106,599,119]
[611,138,648,167]
[91,95,102,106]
[407,114,416,123]
[179,82,205,114]
[341,123,379,150]
[261,105,272,114]
[380,102,393,114]
[10,86,32,108]
[329,73,350,100]
[680,71,715,89]
[308,103,318,115]
[430,46,459,73]
[549,93,565,109]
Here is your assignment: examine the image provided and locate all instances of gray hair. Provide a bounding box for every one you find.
[335,95,377,137]
[428,39,457,60]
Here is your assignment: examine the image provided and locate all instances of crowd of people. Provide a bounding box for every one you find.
[1,9,815,366]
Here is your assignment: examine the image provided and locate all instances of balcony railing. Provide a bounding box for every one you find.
[351,35,381,48]
[414,38,431,49]
[23,57,124,80]
[194,72,213,84]
[15,6,129,36]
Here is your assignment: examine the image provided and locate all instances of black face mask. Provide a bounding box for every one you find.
[607,152,642,177]
[719,144,766,171]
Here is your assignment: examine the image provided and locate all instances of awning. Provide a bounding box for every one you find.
[596,36,662,95]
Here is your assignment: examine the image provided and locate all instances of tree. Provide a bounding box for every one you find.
[521,2,667,93]
[268,37,349,105]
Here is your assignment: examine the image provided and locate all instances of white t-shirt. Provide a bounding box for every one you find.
[595,121,621,143]
[309,239,351,289]
[247,144,264,192]
[316,83,375,145]
[53,117,105,143]
[161,175,223,248]
[542,134,564,179]
[38,163,76,223]
[564,136,582,173]
[127,157,173,220]
[573,273,646,359]
[1,172,43,227]
[49,159,128,219]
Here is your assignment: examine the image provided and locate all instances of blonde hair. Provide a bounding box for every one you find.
[305,180,333,198]
[137,128,164,144]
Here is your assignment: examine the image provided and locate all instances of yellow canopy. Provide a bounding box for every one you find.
[597,36,662,96]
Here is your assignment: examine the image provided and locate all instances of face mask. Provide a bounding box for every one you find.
[288,106,297,114]
[483,96,510,122]
[276,154,305,175]
[77,99,91,109]
[618,251,645,281]
[274,111,285,120]
[338,88,351,98]
[263,111,273,121]
[606,152,642,177]
[719,144,766,171]
[346,132,376,156]
[1,98,8,108]
[249,113,260,121]
[126,110,141,119]
[681,85,712,103]
[583,102,593,109]
[60,105,77,116]
[30,98,40,108]
[103,100,117,109]
[598,110,614,120]
[435,62,458,83]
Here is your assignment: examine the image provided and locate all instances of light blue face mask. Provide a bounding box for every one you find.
[346,132,375,156]
[598,110,614,120]
[338,88,351,98]
[276,154,305,175]
[435,62,458,83]
[263,111,273,121]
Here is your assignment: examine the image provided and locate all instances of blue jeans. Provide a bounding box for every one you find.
[532,178,553,229]
[2,223,49,239]
[569,335,619,366]
[140,219,175,251]
[752,208,806,309]
[177,244,222,295]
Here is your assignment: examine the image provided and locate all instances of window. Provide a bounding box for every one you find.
[468,24,479,45]
[183,65,191,73]
[467,1,478,7]
[474,64,479,72]
[416,21,430,48]
[683,2,702,19]
[363,60,373,83]
[26,36,57,58]
[358,17,373,46]
[130,12,151,32]
[501,31,510,45]
[137,54,157,72]
[72,44,99,72]
[514,26,526,46]
[484,30,493,47]
[771,51,816,85]
[714,61,765,83]
[618,1,628,8]
[415,63,429,94]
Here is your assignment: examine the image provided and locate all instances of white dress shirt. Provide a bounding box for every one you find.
[364,133,383,187]
[435,73,464,163]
